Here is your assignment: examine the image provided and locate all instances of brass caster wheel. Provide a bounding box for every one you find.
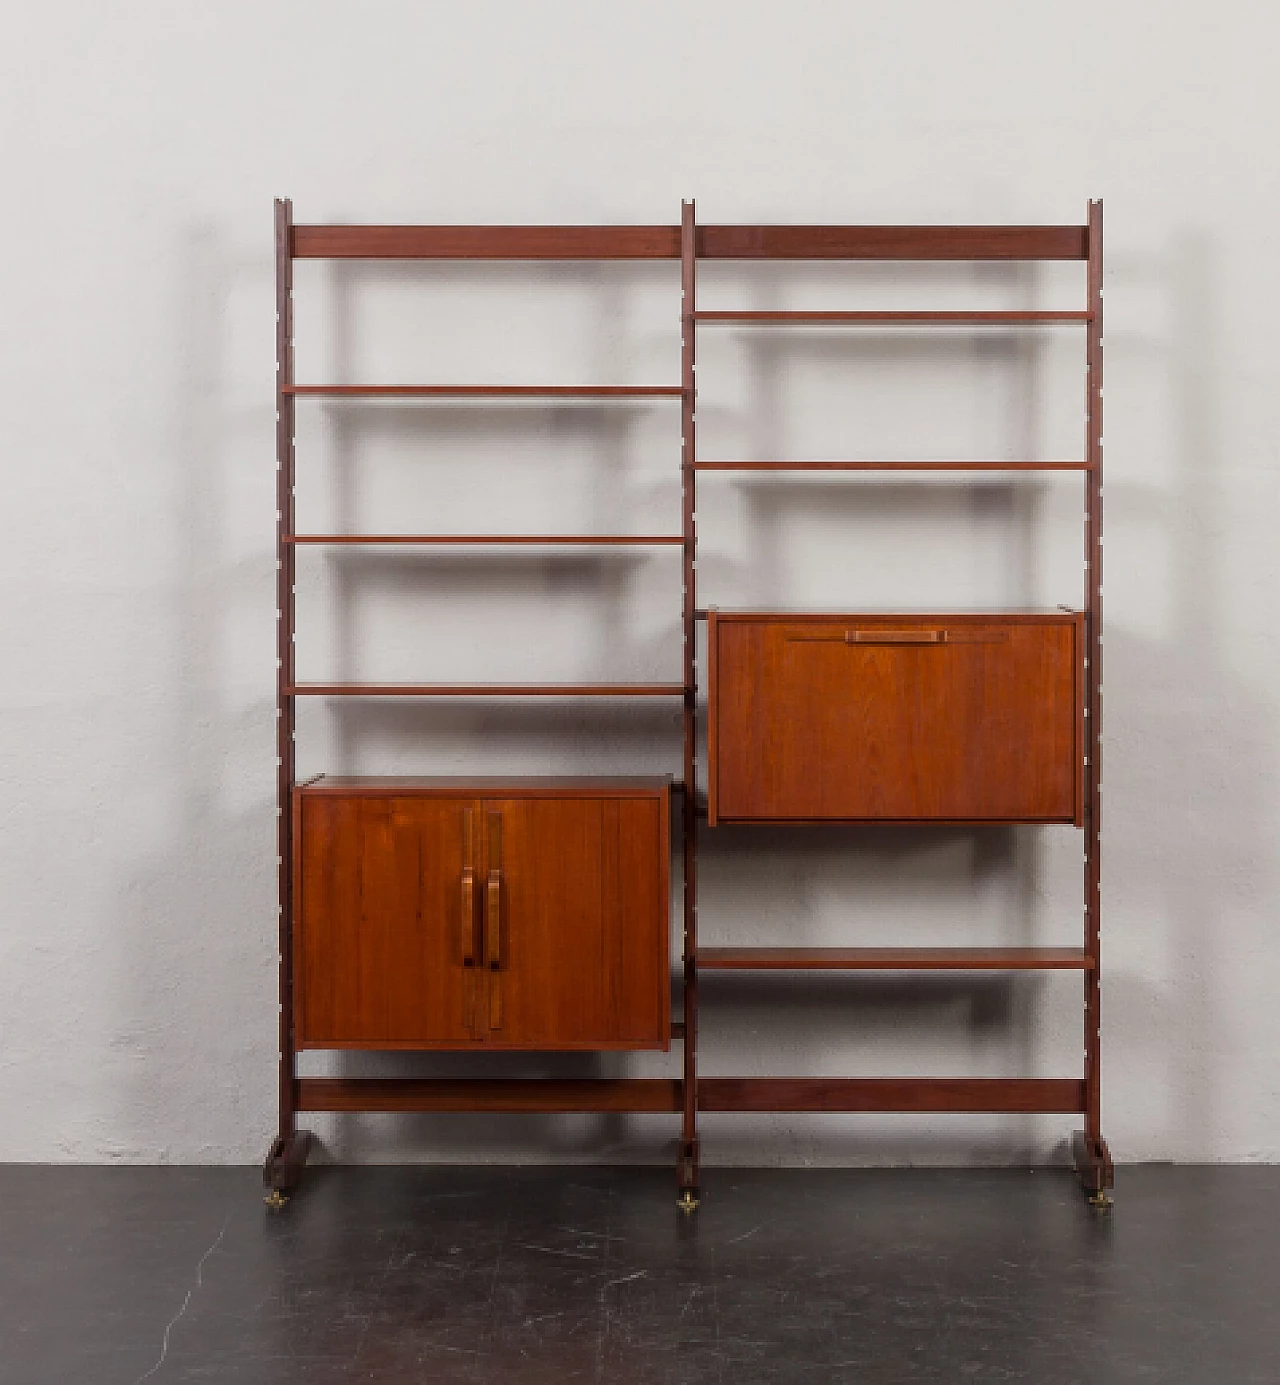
[677,1190,700,1213]
[1088,1189,1113,1213]
[264,1189,289,1211]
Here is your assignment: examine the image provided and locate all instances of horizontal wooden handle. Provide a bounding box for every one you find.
[846,629,944,644]
[786,627,1011,646]
[460,868,476,965]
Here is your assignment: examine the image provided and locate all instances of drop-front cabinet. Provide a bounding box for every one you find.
[708,612,1083,826]
[293,778,670,1051]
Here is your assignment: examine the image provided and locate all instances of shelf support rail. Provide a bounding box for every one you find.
[679,199,700,1204]
[264,198,315,1200]
[1078,199,1112,1196]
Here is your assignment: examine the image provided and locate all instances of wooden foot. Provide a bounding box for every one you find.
[263,1129,313,1203]
[678,1137,700,1209]
[1072,1129,1114,1204]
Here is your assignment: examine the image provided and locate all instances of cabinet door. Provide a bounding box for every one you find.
[712,616,1080,823]
[476,796,669,1049]
[296,795,480,1047]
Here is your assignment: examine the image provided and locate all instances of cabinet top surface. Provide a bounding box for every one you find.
[707,608,1081,623]
[297,775,672,796]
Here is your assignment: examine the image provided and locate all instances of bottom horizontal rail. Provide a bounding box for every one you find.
[296,1077,682,1114]
[697,1077,1085,1114]
[296,1075,1083,1116]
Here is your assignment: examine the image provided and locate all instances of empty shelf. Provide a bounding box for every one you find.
[698,947,1094,971]
[284,534,685,546]
[693,460,1093,472]
[284,384,683,397]
[695,310,1089,323]
[287,682,686,697]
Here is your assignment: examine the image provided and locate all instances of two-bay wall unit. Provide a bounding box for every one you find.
[265,201,1110,1210]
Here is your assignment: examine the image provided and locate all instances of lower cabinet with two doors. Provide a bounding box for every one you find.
[293,778,671,1052]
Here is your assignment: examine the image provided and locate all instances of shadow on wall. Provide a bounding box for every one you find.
[111,223,280,1161]
[113,227,1272,1166]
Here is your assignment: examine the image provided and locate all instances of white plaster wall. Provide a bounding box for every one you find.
[1,0,1277,1167]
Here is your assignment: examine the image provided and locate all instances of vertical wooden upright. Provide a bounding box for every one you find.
[678,200,700,1203]
[265,198,312,1198]
[1074,198,1112,1196]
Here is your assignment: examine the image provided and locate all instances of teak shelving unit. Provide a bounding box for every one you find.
[265,200,1110,1209]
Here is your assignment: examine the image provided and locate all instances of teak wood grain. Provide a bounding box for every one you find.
[294,782,669,1051]
[296,795,474,1048]
[708,612,1082,824]
[477,796,669,1048]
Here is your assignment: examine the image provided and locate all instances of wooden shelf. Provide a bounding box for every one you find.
[284,384,683,398]
[284,534,684,546]
[697,1077,1086,1113]
[695,310,1089,324]
[693,460,1093,472]
[287,681,686,698]
[698,947,1094,971]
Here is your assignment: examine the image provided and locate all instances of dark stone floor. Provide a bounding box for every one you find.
[2,1164,1278,1384]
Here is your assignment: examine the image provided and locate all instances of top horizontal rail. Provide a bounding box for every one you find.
[697,225,1090,260]
[292,225,683,259]
[289,223,1090,262]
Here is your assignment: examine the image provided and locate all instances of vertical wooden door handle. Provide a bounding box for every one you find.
[460,868,475,965]
[486,812,502,1028]
[461,807,477,1035]
[486,871,501,968]
[460,809,476,965]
